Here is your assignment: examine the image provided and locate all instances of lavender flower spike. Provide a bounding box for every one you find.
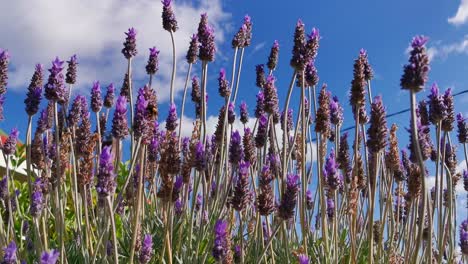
[96,146,116,203]
[290,19,307,70]
[330,96,343,126]
[457,113,468,143]
[0,48,10,95]
[2,241,17,264]
[104,83,115,108]
[367,95,388,153]
[427,83,447,125]
[213,220,229,261]
[25,86,42,116]
[112,95,129,139]
[441,87,454,132]
[186,34,199,64]
[139,234,154,263]
[460,219,468,255]
[267,40,280,71]
[165,103,178,131]
[298,254,310,264]
[229,130,244,165]
[239,101,249,124]
[2,128,19,155]
[122,28,137,59]
[324,148,342,191]
[218,68,230,98]
[231,161,250,211]
[44,57,66,103]
[30,179,44,217]
[162,0,178,32]
[401,35,430,93]
[91,80,103,113]
[198,14,216,62]
[40,249,60,264]
[65,54,78,85]
[194,141,206,171]
[278,174,300,220]
[146,47,160,75]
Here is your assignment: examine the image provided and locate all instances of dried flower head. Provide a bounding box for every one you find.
[367,96,388,153]
[0,49,10,95]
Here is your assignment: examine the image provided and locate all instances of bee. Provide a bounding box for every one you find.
[147,103,158,119]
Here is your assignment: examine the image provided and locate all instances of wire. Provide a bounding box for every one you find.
[310,88,468,142]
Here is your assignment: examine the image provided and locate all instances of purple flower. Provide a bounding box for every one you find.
[232,15,252,48]
[305,27,320,61]
[463,170,468,192]
[255,91,265,118]
[359,49,373,81]
[315,84,331,136]
[96,146,115,202]
[255,114,268,148]
[228,102,236,124]
[2,241,17,264]
[162,0,178,32]
[256,64,266,88]
[349,51,367,110]
[306,190,313,210]
[2,128,19,155]
[133,88,150,139]
[146,47,160,75]
[198,14,216,62]
[0,94,5,121]
[281,108,293,132]
[112,96,129,139]
[91,81,103,113]
[303,60,319,87]
[457,113,468,144]
[25,86,42,116]
[0,177,7,202]
[218,68,230,98]
[165,103,178,131]
[257,164,275,215]
[104,83,115,108]
[401,36,430,93]
[67,95,83,127]
[186,34,199,64]
[330,96,343,126]
[327,198,335,219]
[231,161,250,211]
[267,40,279,71]
[442,88,454,132]
[122,28,137,59]
[65,55,78,85]
[367,95,388,153]
[324,149,342,191]
[278,174,300,220]
[44,57,66,103]
[239,101,249,124]
[290,19,307,70]
[30,179,44,218]
[194,141,206,171]
[40,249,60,264]
[213,220,229,261]
[174,199,184,216]
[139,234,153,264]
[0,49,10,95]
[460,219,468,255]
[229,130,244,164]
[264,75,279,115]
[298,254,310,264]
[427,83,447,125]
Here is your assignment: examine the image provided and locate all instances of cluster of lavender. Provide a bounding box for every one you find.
[0,1,467,263]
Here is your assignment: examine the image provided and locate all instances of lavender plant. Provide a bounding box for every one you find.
[0,6,466,264]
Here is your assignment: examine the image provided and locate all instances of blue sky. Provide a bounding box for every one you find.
[0,0,467,223]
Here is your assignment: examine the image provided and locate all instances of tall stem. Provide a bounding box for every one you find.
[409,91,428,263]
[178,63,193,147]
[106,197,119,264]
[169,31,177,105]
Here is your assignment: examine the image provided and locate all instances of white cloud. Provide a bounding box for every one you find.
[426,35,468,61]
[0,0,230,102]
[448,0,468,25]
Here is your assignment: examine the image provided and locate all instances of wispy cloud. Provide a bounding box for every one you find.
[248,41,266,57]
[448,0,468,25]
[425,35,468,61]
[0,0,230,102]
